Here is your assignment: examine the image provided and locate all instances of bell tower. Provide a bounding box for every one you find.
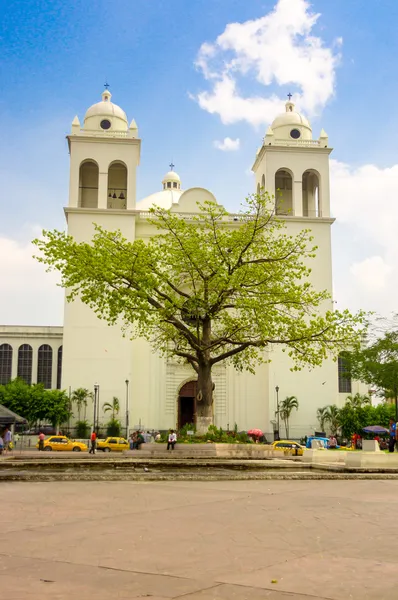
[252,98,331,218]
[67,88,140,212]
[62,89,139,419]
[252,97,338,437]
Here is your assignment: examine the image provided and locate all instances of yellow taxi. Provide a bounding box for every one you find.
[272,440,304,456]
[36,435,88,452]
[96,437,129,452]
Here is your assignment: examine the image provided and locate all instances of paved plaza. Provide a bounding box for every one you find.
[1,480,397,599]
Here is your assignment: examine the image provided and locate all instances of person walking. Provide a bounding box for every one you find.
[38,431,45,451]
[89,430,97,454]
[389,419,396,453]
[167,429,177,451]
[0,435,4,455]
[3,427,12,454]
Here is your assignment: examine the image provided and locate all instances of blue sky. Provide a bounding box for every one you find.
[1,0,398,324]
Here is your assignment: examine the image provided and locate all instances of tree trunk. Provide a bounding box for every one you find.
[196,361,214,434]
[285,419,289,439]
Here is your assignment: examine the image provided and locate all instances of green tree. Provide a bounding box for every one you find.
[34,193,365,432]
[103,396,120,420]
[345,393,371,409]
[316,406,329,432]
[41,390,71,428]
[279,395,299,438]
[348,330,398,420]
[324,404,340,435]
[71,387,93,421]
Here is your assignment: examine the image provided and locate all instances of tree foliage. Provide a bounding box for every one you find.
[279,395,299,438]
[318,398,395,439]
[0,379,71,426]
[103,396,120,420]
[71,387,93,421]
[34,193,365,429]
[316,406,328,432]
[348,330,398,416]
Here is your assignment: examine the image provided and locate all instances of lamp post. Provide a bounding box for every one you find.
[125,379,130,438]
[96,384,100,433]
[93,384,99,433]
[275,385,280,441]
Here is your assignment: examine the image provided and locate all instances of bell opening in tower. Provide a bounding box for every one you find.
[302,170,320,217]
[275,169,293,215]
[107,162,127,209]
[79,161,99,208]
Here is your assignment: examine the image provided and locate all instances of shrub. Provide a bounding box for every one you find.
[76,420,90,438]
[106,419,121,436]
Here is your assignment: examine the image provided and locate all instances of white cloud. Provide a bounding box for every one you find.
[0,230,64,326]
[331,159,398,315]
[350,257,393,292]
[194,0,340,126]
[213,137,240,151]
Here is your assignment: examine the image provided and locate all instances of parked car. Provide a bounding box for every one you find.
[96,437,129,452]
[36,436,88,452]
[272,440,304,456]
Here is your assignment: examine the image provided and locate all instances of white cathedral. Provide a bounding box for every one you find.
[0,90,364,438]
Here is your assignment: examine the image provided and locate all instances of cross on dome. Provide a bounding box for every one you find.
[104,82,110,90]
[169,161,175,171]
[287,92,292,101]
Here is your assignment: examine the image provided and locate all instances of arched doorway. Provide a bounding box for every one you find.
[178,380,197,429]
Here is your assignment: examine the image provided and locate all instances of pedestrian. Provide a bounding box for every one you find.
[0,435,4,455]
[3,427,12,454]
[136,431,145,450]
[167,429,177,451]
[389,419,396,453]
[89,430,97,454]
[38,431,45,451]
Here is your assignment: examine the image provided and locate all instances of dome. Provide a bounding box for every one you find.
[137,168,183,210]
[270,100,312,141]
[136,189,183,211]
[162,170,181,184]
[83,90,128,132]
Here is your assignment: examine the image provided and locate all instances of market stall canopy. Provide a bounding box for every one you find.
[362,425,389,435]
[0,404,27,426]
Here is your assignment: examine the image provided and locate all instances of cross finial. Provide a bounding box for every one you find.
[287,92,292,101]
[169,161,175,171]
[104,82,110,90]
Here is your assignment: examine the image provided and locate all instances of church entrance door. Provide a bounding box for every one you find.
[178,380,197,429]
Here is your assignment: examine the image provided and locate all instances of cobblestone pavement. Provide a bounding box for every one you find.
[1,480,397,599]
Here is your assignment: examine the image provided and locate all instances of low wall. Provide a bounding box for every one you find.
[303,449,347,464]
[124,443,286,459]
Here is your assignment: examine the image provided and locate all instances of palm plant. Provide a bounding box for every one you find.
[279,396,299,438]
[345,393,371,409]
[103,396,120,420]
[324,404,340,435]
[71,388,93,421]
[316,406,329,432]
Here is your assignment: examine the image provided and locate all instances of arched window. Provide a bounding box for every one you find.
[37,344,53,389]
[56,346,63,390]
[261,174,265,189]
[17,344,33,385]
[338,353,352,393]
[275,169,293,215]
[302,170,320,217]
[256,183,260,194]
[79,160,99,208]
[0,344,12,385]
[108,161,127,209]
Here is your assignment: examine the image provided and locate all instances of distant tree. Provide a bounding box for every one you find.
[71,388,93,421]
[279,396,299,438]
[345,393,371,410]
[34,193,366,432]
[103,396,120,420]
[348,329,398,419]
[316,406,329,432]
[324,404,340,435]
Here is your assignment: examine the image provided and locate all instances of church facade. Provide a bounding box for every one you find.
[0,91,365,438]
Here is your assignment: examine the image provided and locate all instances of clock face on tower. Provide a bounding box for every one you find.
[290,128,301,139]
[100,119,111,130]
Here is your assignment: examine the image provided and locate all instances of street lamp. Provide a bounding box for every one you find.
[275,385,280,441]
[125,379,130,437]
[93,383,100,433]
